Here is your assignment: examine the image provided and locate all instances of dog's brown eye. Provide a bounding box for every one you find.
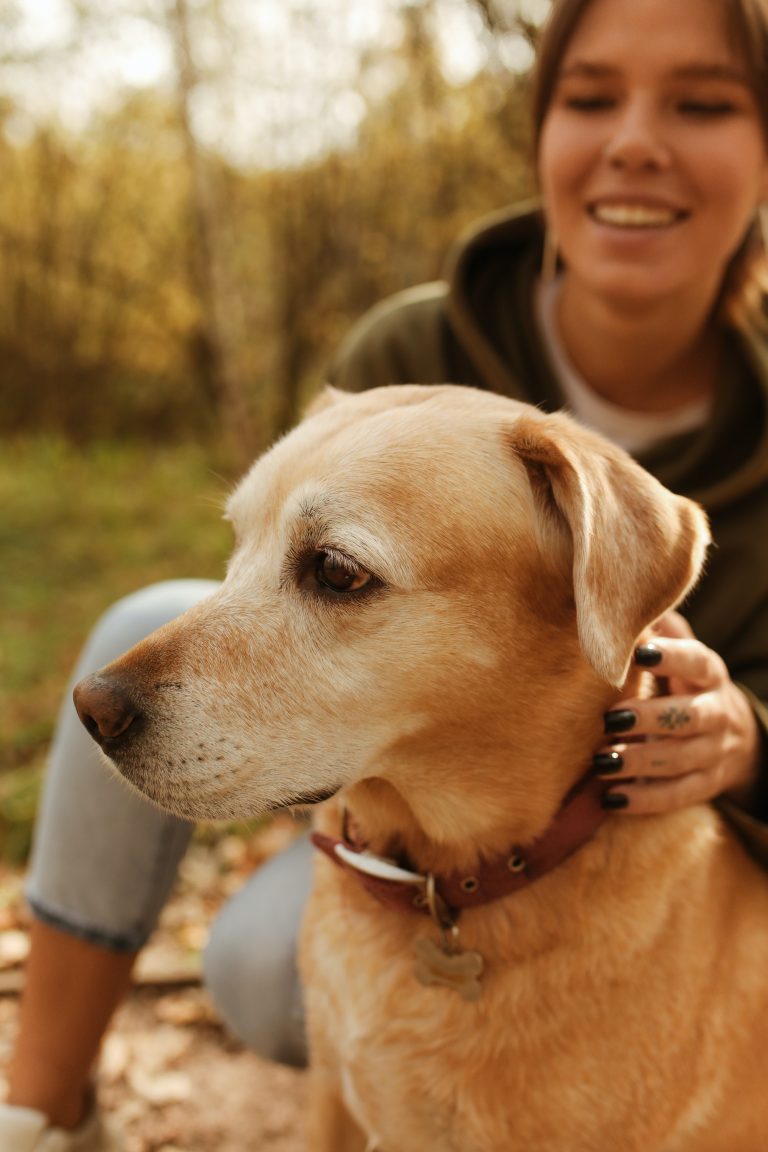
[315,551,372,594]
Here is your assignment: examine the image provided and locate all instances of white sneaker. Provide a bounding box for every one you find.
[0,1099,119,1151]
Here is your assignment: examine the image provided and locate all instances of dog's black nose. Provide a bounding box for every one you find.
[73,673,141,747]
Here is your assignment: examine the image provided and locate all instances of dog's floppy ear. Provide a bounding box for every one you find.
[506,412,711,686]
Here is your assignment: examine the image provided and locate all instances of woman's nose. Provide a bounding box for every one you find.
[603,100,672,171]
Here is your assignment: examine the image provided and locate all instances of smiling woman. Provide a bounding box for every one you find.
[535,0,768,412]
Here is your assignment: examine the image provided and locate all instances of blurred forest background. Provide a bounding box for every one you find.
[0,0,546,860]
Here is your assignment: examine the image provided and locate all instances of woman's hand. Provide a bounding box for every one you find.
[596,611,764,815]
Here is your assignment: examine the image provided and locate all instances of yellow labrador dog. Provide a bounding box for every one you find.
[74,385,768,1151]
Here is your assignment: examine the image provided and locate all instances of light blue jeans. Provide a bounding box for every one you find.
[26,580,311,1067]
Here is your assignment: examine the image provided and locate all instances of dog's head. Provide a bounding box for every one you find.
[74,386,709,841]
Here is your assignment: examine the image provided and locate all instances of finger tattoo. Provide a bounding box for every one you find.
[658,706,691,731]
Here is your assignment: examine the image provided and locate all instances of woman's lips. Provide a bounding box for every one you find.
[588,201,688,228]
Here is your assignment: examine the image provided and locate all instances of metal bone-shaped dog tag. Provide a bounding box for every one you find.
[413,936,484,1001]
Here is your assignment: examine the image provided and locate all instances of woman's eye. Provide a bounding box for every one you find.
[678,101,735,117]
[565,95,614,112]
[314,551,372,594]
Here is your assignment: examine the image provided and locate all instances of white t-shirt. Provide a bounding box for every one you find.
[535,278,711,454]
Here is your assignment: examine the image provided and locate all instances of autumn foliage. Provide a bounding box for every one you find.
[0,1,537,464]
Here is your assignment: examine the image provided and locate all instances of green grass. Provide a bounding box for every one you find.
[0,435,237,860]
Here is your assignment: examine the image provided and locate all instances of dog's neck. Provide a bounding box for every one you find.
[315,659,654,885]
[312,768,609,921]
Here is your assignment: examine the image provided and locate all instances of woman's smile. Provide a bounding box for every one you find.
[538,0,768,314]
[587,199,688,230]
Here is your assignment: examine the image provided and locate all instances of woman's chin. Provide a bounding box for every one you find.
[567,261,699,314]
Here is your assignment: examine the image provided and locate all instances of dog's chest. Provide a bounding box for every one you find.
[332,1001,497,1152]
[336,1053,468,1152]
[301,890,577,1152]
[300,826,752,1152]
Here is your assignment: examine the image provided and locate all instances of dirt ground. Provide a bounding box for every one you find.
[0,818,309,1152]
[0,991,306,1152]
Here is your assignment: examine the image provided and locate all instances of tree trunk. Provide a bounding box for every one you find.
[167,0,254,465]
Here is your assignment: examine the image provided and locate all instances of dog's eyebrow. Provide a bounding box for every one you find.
[295,498,327,528]
[291,496,416,587]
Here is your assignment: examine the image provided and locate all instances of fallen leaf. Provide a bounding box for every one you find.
[154,990,218,1027]
[0,930,30,969]
[128,1068,192,1105]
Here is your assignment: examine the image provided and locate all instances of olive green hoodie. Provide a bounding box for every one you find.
[329,203,768,863]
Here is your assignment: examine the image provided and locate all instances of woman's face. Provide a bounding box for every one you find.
[538,0,768,311]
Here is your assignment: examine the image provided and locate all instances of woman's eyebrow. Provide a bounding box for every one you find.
[671,63,751,85]
[559,59,751,85]
[558,61,618,80]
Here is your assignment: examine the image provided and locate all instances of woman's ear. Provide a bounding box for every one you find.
[505,411,711,687]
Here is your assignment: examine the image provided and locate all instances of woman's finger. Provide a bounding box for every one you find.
[633,638,726,691]
[603,692,719,741]
[601,770,711,815]
[649,610,695,640]
[594,734,713,781]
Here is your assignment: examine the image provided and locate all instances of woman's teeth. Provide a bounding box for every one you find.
[591,204,679,228]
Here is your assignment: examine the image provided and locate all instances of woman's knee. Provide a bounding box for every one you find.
[203,836,313,1067]
[204,903,306,1066]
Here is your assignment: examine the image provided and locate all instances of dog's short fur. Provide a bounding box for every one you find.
[75,386,768,1151]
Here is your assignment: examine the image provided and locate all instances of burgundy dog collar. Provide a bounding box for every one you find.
[311,770,608,920]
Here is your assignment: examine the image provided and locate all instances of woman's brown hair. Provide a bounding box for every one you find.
[529,0,768,322]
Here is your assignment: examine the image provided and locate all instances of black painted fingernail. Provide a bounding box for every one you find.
[603,709,636,734]
[601,792,630,810]
[635,644,663,668]
[593,752,623,775]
